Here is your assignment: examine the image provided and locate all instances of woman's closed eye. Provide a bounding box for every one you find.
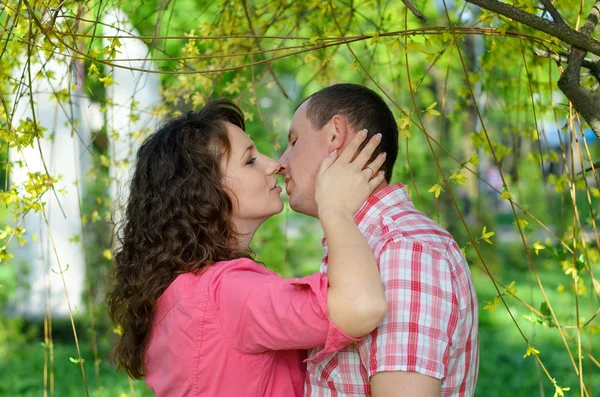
[245,157,257,165]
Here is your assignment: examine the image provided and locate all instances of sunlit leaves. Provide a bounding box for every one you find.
[0,247,14,264]
[524,301,556,328]
[370,32,381,45]
[87,64,100,76]
[99,75,115,87]
[532,240,545,255]
[223,75,247,95]
[483,296,501,314]
[449,170,467,185]
[551,379,570,397]
[191,92,206,110]
[103,37,122,60]
[0,5,597,395]
[481,226,495,244]
[514,218,528,230]
[548,174,568,193]
[69,357,85,364]
[428,183,444,198]
[504,281,517,299]
[397,117,411,138]
[51,88,70,103]
[2,119,43,149]
[424,102,440,120]
[468,152,480,167]
[441,29,453,43]
[523,344,540,358]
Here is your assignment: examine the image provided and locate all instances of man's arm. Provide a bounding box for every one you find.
[364,236,455,397]
[371,371,442,397]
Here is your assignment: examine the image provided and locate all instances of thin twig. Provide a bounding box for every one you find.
[401,0,427,23]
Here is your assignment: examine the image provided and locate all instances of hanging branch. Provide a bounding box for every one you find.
[466,0,600,137]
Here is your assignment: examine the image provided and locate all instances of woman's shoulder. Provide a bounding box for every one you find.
[212,257,276,277]
[208,258,277,295]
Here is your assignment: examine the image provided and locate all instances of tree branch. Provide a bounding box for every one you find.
[401,0,427,23]
[557,0,600,138]
[466,0,600,56]
[539,0,566,27]
[533,48,600,81]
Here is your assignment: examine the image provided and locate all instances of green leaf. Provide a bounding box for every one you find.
[450,170,467,185]
[428,183,444,198]
[483,296,501,314]
[481,226,494,244]
[532,240,545,255]
[540,302,550,317]
[99,75,114,87]
[523,344,540,358]
[370,32,380,45]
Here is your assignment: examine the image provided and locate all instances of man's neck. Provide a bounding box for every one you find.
[371,180,389,196]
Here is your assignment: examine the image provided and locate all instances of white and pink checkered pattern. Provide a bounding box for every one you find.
[305,183,479,397]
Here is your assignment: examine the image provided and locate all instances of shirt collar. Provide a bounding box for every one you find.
[321,182,409,250]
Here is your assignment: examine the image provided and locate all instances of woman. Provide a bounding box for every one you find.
[107,99,388,396]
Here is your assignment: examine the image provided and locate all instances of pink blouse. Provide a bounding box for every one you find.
[144,258,357,397]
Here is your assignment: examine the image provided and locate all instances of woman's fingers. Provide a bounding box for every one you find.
[369,171,386,189]
[317,149,338,176]
[363,151,386,179]
[353,133,382,169]
[337,129,369,163]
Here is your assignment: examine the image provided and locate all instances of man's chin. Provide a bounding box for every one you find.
[289,197,318,218]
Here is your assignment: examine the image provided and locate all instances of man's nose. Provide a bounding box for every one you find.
[276,152,289,174]
[276,163,286,175]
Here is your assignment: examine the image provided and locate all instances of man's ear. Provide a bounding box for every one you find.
[328,115,350,152]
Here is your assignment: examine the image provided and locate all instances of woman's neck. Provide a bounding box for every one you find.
[231,218,263,251]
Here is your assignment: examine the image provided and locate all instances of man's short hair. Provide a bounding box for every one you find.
[303,84,398,182]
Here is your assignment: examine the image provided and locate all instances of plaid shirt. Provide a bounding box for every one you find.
[305,183,479,397]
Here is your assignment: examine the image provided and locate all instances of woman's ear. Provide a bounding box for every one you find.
[328,115,349,152]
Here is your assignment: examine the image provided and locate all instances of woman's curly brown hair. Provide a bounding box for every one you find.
[107,99,252,379]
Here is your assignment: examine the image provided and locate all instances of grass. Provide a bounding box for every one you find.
[0,342,151,397]
[472,257,600,396]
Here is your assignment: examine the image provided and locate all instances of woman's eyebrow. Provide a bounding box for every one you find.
[240,144,254,160]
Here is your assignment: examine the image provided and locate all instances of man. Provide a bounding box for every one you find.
[278,84,479,397]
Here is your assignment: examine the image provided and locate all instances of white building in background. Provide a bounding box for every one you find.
[8,9,162,318]
[9,51,92,318]
[103,8,163,215]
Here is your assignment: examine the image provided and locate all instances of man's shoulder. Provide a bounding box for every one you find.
[372,203,456,251]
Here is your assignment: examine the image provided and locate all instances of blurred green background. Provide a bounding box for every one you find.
[1,0,599,396]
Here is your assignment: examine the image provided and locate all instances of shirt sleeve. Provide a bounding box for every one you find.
[364,237,459,381]
[212,260,360,355]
